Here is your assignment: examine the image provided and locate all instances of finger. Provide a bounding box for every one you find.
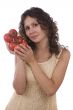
[19,44,32,52]
[14,47,29,59]
[15,53,26,61]
[15,45,27,54]
[19,44,29,50]
[14,48,25,56]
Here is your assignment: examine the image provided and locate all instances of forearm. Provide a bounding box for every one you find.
[13,56,27,95]
[29,60,56,96]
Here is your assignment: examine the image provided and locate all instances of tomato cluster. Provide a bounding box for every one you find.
[4,29,28,51]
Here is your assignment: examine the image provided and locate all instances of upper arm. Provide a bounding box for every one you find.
[52,48,70,91]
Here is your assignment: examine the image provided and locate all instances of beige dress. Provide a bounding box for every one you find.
[5,51,62,110]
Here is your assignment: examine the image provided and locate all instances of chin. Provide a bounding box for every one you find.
[31,39,40,43]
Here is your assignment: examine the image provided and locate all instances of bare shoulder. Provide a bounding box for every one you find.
[52,47,70,92]
[59,47,70,61]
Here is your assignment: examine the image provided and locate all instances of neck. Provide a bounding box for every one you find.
[34,38,51,62]
[35,38,49,51]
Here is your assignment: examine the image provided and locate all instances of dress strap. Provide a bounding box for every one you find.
[57,48,63,59]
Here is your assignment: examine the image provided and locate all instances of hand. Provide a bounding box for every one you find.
[14,44,35,64]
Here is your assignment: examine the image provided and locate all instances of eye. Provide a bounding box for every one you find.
[25,26,30,31]
[33,23,39,27]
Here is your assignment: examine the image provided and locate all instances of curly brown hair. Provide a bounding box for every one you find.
[19,7,61,55]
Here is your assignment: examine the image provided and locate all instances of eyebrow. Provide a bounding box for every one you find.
[24,21,38,27]
[24,19,38,25]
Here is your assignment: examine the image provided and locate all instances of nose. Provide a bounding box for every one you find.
[29,27,35,34]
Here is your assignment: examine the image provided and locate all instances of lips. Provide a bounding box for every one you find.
[29,35,38,39]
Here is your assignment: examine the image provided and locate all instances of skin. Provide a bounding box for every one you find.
[10,16,70,96]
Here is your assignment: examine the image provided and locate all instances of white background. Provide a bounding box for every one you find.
[0,0,73,110]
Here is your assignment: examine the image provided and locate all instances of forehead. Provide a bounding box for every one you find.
[24,16,38,26]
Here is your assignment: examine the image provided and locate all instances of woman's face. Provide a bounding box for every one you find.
[24,16,48,43]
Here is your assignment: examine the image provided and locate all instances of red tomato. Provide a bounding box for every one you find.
[9,29,17,37]
[22,39,28,47]
[4,33,12,43]
[12,36,18,43]
[17,36,24,43]
[4,29,28,53]
[9,42,17,51]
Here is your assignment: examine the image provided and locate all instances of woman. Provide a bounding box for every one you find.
[5,7,70,110]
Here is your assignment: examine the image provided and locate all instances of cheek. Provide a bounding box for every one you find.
[25,32,31,39]
[40,30,45,36]
[25,31,29,37]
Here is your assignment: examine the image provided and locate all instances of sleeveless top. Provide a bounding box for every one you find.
[5,49,62,110]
